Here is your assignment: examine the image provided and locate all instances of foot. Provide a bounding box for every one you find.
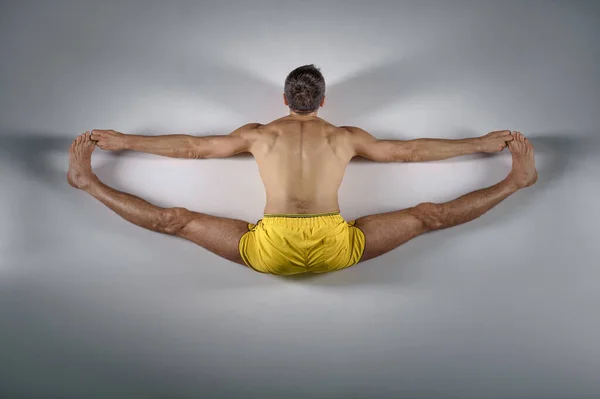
[67,131,97,190]
[507,131,538,189]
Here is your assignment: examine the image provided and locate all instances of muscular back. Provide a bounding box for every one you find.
[246,116,355,214]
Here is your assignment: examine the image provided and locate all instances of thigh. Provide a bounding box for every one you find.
[176,211,251,267]
[353,207,428,263]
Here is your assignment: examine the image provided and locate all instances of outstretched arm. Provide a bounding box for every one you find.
[91,123,261,158]
[345,126,514,162]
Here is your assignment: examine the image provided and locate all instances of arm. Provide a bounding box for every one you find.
[344,126,514,162]
[91,123,261,158]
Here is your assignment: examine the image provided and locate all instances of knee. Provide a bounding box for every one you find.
[412,202,445,231]
[156,207,191,235]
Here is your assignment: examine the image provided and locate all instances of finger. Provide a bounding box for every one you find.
[91,130,106,140]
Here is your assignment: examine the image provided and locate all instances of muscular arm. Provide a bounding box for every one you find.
[91,123,261,158]
[344,126,513,162]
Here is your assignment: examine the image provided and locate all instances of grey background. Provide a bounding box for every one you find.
[1,1,599,398]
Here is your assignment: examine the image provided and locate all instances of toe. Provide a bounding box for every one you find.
[526,138,534,150]
[83,132,94,148]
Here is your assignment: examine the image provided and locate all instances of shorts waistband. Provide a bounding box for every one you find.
[264,211,340,218]
[261,211,343,226]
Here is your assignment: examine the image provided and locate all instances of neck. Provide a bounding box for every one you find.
[289,109,319,118]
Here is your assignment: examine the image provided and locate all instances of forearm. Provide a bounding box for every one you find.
[400,137,481,162]
[123,134,199,158]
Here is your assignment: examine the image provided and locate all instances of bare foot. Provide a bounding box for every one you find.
[507,131,538,189]
[67,131,97,190]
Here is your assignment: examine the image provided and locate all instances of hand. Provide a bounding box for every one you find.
[90,129,127,151]
[477,130,514,153]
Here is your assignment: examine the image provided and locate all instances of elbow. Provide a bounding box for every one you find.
[401,143,423,162]
[186,137,208,159]
[187,149,202,159]
[379,141,421,162]
[187,146,210,159]
[401,149,421,162]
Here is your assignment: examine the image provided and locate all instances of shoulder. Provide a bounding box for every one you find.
[339,125,360,133]
[231,122,263,133]
[230,123,264,141]
[339,125,377,143]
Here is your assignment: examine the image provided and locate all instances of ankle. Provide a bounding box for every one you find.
[502,176,521,192]
[80,174,100,192]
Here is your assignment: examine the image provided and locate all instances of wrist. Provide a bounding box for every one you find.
[120,134,133,150]
[470,137,483,152]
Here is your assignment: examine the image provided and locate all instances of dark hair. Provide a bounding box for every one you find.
[284,64,326,114]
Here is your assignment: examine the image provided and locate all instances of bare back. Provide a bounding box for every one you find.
[246,116,355,214]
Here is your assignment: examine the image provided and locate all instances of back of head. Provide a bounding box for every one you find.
[284,64,326,114]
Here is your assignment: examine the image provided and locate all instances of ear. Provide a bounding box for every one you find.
[320,95,326,107]
[283,93,289,106]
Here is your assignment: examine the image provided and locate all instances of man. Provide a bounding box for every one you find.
[67,64,537,275]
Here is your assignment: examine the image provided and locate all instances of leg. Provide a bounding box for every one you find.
[67,132,250,267]
[354,131,538,263]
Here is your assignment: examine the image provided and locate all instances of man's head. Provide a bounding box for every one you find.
[283,64,326,115]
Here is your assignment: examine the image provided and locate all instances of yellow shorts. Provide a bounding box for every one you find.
[238,211,366,275]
